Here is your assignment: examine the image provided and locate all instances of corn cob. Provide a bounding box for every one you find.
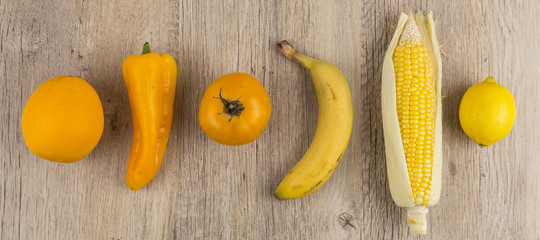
[381,12,442,235]
[394,16,435,205]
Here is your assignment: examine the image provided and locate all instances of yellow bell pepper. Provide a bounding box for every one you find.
[122,42,177,191]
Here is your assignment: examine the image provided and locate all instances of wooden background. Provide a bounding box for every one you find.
[1,0,539,239]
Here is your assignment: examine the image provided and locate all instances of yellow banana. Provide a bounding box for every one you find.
[274,41,353,200]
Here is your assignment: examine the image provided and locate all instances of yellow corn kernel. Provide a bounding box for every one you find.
[393,17,435,206]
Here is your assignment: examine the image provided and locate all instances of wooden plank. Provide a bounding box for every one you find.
[0,0,538,239]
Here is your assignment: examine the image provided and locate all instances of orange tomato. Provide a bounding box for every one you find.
[198,73,271,145]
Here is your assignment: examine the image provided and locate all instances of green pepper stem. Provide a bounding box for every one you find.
[142,42,151,54]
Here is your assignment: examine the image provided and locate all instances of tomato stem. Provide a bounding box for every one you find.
[215,88,245,122]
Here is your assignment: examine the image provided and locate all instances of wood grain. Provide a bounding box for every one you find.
[1,0,539,239]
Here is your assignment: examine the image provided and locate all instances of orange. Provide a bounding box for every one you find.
[22,76,104,163]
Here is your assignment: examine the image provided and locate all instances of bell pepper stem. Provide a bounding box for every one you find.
[142,42,151,55]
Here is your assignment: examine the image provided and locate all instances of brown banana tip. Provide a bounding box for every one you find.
[277,40,288,48]
[277,40,295,59]
[273,191,287,201]
[274,194,286,201]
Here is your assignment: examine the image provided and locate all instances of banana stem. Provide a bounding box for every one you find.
[407,206,429,235]
[277,40,315,69]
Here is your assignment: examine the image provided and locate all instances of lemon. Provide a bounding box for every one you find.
[22,76,104,163]
[458,77,516,147]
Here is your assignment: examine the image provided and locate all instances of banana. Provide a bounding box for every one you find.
[274,41,353,200]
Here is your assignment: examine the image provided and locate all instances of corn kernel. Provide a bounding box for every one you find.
[393,33,436,206]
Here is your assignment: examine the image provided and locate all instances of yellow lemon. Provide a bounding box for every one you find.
[22,76,104,163]
[459,77,515,147]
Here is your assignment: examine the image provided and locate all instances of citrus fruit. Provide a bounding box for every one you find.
[458,77,516,147]
[22,76,104,162]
